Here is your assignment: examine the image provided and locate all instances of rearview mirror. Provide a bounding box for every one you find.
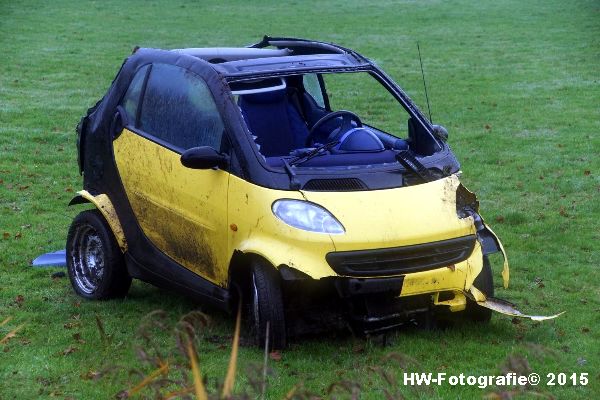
[180,146,229,170]
[432,125,449,142]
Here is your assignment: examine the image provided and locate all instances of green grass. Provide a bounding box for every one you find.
[1,0,599,398]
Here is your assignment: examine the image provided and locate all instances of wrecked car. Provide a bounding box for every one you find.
[67,36,558,349]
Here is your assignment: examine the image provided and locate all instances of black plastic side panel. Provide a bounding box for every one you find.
[477,228,502,255]
[408,117,438,156]
[125,253,230,310]
[333,276,405,297]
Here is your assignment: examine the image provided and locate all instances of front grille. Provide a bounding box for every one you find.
[326,235,476,277]
[303,178,367,191]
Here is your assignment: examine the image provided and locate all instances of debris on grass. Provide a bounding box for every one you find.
[62,345,78,356]
[95,314,110,344]
[81,370,102,381]
[51,271,66,279]
[1,321,25,345]
[14,294,24,307]
[73,332,86,344]
[63,321,80,330]
[500,354,531,377]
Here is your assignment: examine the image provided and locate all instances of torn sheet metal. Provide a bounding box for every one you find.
[456,183,510,289]
[483,223,510,289]
[32,249,66,267]
[466,286,563,321]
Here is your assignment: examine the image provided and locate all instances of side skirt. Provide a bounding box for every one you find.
[125,252,231,312]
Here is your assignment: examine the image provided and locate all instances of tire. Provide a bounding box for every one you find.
[249,260,286,349]
[465,255,494,322]
[66,209,131,299]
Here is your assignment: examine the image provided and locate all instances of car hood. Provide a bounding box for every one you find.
[301,174,476,251]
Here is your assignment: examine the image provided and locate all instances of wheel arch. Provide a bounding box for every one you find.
[68,190,128,252]
[228,251,291,307]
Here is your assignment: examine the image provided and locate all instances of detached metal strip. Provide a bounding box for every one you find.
[467,286,563,321]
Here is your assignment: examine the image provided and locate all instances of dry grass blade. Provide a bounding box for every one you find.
[1,316,12,327]
[127,362,169,396]
[283,384,300,400]
[187,338,208,400]
[261,321,270,399]
[0,323,25,344]
[222,302,242,398]
[174,310,211,356]
[162,386,194,400]
[95,314,109,344]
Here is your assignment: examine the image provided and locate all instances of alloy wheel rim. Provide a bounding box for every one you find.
[70,225,105,294]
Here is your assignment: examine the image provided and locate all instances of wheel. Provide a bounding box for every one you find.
[465,255,494,322]
[249,260,286,349]
[66,209,131,299]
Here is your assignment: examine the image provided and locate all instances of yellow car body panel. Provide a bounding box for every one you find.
[227,174,336,279]
[113,129,230,285]
[400,241,483,296]
[301,175,475,251]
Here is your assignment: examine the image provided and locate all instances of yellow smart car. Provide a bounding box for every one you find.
[67,37,535,349]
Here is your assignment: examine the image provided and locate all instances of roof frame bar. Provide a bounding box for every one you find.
[248,35,368,63]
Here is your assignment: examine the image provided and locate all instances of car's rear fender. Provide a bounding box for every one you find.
[68,190,128,252]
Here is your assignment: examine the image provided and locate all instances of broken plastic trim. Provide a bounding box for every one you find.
[31,250,66,268]
[482,224,510,288]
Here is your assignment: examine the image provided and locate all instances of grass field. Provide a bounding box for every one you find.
[1,0,599,398]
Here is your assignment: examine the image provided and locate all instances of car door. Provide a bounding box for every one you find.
[113,63,230,286]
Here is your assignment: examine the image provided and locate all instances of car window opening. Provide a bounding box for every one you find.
[232,72,438,170]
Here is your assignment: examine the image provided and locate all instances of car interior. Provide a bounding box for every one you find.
[231,74,410,168]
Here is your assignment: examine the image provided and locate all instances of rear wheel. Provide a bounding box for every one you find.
[249,259,286,349]
[465,256,494,322]
[66,209,131,299]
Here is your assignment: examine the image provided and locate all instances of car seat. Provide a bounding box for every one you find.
[238,89,309,157]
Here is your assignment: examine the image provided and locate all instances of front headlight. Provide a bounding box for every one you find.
[272,199,345,234]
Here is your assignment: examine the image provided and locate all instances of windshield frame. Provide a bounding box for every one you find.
[225,64,442,179]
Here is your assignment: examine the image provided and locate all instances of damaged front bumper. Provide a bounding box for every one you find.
[328,187,562,325]
[455,184,561,321]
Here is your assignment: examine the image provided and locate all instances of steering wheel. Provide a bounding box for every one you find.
[305,110,363,147]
